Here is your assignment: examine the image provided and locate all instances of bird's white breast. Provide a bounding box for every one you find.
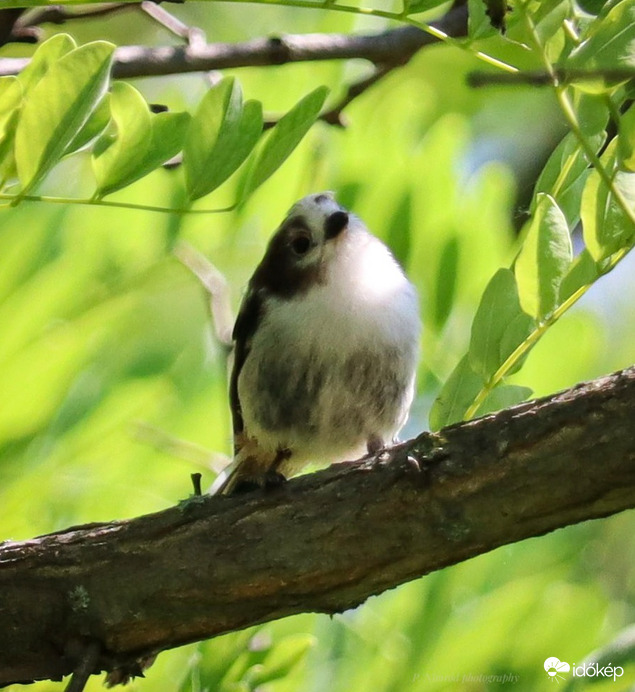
[238,220,420,465]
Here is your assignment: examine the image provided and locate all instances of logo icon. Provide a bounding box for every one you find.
[544,657,570,683]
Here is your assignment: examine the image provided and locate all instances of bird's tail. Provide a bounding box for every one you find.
[209,458,242,495]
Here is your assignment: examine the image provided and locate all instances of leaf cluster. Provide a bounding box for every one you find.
[430,0,635,428]
[0,34,328,209]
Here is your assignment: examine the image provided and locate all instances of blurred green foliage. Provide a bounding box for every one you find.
[0,0,634,690]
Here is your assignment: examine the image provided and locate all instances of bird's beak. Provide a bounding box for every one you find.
[324,211,349,240]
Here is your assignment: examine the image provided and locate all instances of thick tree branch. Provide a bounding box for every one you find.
[1,366,635,686]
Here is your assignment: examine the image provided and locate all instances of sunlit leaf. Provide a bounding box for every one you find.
[146,111,190,172]
[93,82,151,196]
[468,0,499,39]
[568,0,635,89]
[184,77,263,201]
[559,249,599,301]
[17,33,76,93]
[469,268,533,379]
[0,77,22,175]
[65,94,111,157]
[581,140,635,261]
[429,355,484,431]
[241,85,328,200]
[94,83,190,197]
[498,311,535,376]
[15,40,115,195]
[515,193,572,320]
[618,102,635,170]
[533,131,606,226]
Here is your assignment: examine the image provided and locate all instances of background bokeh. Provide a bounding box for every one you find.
[1,2,634,690]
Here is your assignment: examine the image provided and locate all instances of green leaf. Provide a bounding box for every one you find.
[146,111,191,171]
[0,77,22,175]
[534,131,606,226]
[468,0,499,39]
[429,355,484,431]
[568,1,635,72]
[241,85,328,199]
[476,384,533,417]
[245,634,316,686]
[618,102,635,170]
[515,193,572,320]
[15,40,115,196]
[559,249,599,302]
[576,93,610,136]
[386,190,413,269]
[94,82,190,197]
[93,82,150,196]
[404,0,447,14]
[184,77,263,201]
[65,94,111,157]
[498,311,535,376]
[469,268,533,380]
[433,236,459,331]
[581,139,635,261]
[577,0,610,13]
[17,33,76,93]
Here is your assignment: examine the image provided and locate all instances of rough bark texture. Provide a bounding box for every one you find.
[1,366,635,686]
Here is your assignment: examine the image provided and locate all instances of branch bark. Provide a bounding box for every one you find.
[0,7,467,79]
[1,366,634,686]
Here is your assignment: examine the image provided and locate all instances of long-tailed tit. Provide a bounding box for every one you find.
[212,192,421,494]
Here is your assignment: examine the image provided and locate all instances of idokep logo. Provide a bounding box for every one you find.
[544,657,625,683]
[544,658,570,682]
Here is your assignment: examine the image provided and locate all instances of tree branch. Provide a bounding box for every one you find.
[0,5,467,79]
[1,365,635,686]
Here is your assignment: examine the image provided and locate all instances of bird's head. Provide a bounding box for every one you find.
[249,192,352,298]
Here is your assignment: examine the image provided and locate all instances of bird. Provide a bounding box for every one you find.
[211,192,421,495]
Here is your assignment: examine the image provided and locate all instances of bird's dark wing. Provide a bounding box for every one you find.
[229,288,263,451]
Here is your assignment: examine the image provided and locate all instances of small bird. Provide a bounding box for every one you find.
[212,192,421,495]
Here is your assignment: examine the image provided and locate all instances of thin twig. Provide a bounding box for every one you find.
[140,1,206,47]
[17,3,138,29]
[64,640,101,692]
[469,68,635,87]
[173,241,235,348]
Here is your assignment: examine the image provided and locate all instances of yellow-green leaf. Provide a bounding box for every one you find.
[515,193,572,320]
[93,82,151,196]
[184,77,262,201]
[0,77,22,175]
[17,33,77,93]
[15,40,115,196]
[93,83,190,197]
[581,140,635,261]
[241,85,328,199]
[469,268,534,380]
[429,355,484,431]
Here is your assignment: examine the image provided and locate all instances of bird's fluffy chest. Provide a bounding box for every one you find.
[237,234,420,464]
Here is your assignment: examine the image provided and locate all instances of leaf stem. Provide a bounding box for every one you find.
[0,191,235,215]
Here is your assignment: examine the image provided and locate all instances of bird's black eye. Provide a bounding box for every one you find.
[290,233,312,256]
